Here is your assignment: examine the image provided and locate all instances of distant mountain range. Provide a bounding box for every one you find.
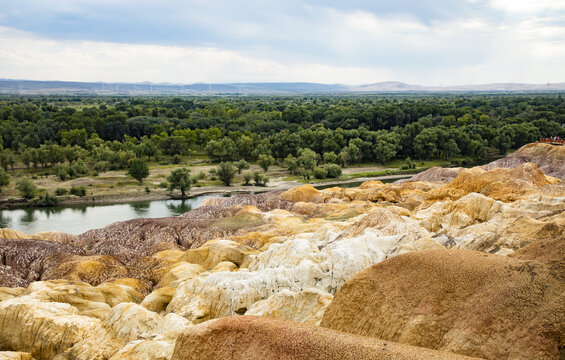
[0,79,564,95]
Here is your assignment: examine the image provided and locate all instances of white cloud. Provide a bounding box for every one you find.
[0,26,393,84]
[486,0,565,14]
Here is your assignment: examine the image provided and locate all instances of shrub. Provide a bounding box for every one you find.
[324,164,342,178]
[172,155,181,164]
[69,159,88,177]
[0,168,10,193]
[313,166,328,179]
[253,171,269,186]
[94,161,108,172]
[158,181,169,188]
[145,186,150,194]
[54,163,70,181]
[35,192,58,207]
[243,172,253,185]
[16,177,36,199]
[70,186,86,197]
[197,171,206,180]
[54,188,68,196]
[323,151,338,164]
[299,168,312,180]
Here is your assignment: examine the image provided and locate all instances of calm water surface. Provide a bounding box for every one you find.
[0,195,220,235]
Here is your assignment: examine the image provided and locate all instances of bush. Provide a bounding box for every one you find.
[172,155,181,164]
[54,163,70,181]
[35,192,59,207]
[158,181,169,188]
[299,168,312,180]
[16,177,36,199]
[243,171,253,185]
[69,159,88,177]
[54,188,68,196]
[94,161,108,172]
[323,151,338,164]
[70,186,86,197]
[145,186,150,194]
[197,171,206,180]
[313,166,328,179]
[253,171,269,186]
[324,164,342,178]
[0,168,10,193]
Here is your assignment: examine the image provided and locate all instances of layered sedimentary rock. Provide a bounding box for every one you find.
[321,249,565,359]
[171,316,479,360]
[1,143,564,359]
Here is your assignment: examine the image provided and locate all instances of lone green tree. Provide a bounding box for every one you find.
[167,167,191,197]
[235,160,250,174]
[0,168,10,193]
[16,177,36,199]
[217,162,236,186]
[128,158,149,183]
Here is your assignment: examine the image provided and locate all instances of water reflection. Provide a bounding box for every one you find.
[130,202,151,216]
[166,200,193,216]
[0,213,11,228]
[0,194,219,234]
[19,209,36,224]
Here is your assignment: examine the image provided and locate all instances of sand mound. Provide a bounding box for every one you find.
[171,316,478,360]
[321,249,565,359]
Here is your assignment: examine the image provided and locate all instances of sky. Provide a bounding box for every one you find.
[0,0,564,85]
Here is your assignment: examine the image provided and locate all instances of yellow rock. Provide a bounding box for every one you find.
[246,288,333,325]
[280,184,319,202]
[0,352,35,360]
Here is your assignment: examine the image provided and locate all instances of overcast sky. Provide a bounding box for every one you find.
[0,0,564,85]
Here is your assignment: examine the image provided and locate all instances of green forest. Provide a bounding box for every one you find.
[0,94,564,198]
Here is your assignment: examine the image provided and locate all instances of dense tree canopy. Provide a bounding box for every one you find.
[0,94,563,174]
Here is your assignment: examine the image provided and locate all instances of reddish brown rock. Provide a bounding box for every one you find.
[171,316,478,360]
[321,249,565,360]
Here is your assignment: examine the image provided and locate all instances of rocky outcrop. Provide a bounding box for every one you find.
[171,316,478,360]
[396,166,463,184]
[245,288,332,325]
[0,239,85,286]
[484,142,565,179]
[321,249,565,359]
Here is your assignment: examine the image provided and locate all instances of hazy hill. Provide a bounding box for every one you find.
[0,79,564,95]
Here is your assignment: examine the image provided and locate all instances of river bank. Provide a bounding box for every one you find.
[0,174,413,209]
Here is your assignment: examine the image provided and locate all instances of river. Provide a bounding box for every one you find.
[0,176,411,235]
[0,195,220,235]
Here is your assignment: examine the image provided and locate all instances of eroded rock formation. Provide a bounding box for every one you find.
[0,143,564,359]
